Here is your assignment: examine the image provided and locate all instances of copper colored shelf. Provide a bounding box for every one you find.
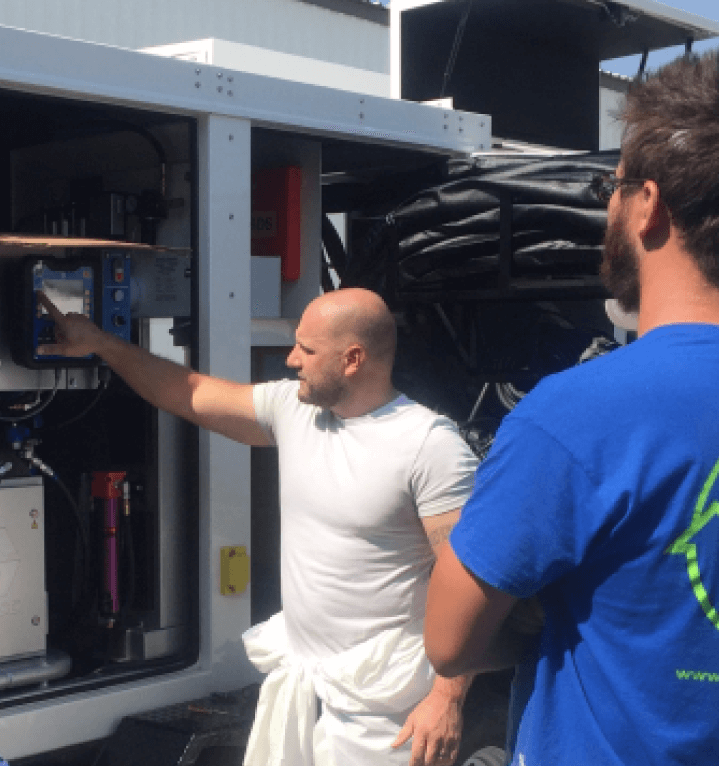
[0,234,190,256]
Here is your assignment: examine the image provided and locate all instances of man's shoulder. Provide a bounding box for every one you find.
[255,377,300,398]
[253,378,302,421]
[391,394,463,434]
[389,396,477,472]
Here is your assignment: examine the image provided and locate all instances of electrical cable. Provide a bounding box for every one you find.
[50,472,90,560]
[87,119,168,198]
[507,382,527,403]
[0,369,61,423]
[44,368,112,431]
[440,0,474,99]
[496,382,526,412]
[495,383,512,411]
[24,454,91,609]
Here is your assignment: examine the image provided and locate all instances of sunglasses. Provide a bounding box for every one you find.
[592,173,647,203]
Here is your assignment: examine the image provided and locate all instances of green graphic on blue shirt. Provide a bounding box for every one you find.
[666,457,719,630]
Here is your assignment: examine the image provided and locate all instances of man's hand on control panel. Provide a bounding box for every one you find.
[35,290,107,359]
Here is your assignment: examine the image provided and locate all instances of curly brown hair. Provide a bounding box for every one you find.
[621,49,719,287]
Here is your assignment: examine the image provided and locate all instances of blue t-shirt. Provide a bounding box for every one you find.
[451,324,719,766]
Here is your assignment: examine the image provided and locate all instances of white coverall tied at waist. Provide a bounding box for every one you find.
[242,612,435,766]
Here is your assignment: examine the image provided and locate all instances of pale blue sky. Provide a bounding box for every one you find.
[602,0,719,76]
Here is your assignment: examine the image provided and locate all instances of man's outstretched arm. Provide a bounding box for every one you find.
[36,291,272,446]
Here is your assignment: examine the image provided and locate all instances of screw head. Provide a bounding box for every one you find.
[229,292,235,298]
[217,86,223,93]
[229,214,234,220]
[195,82,201,88]
[228,90,233,97]
[195,68,201,75]
[217,72,223,79]
[229,134,234,140]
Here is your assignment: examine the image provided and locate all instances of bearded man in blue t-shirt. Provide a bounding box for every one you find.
[425,49,719,766]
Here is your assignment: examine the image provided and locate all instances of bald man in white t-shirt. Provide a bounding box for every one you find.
[37,287,478,766]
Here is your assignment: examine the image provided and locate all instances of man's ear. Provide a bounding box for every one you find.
[638,180,670,247]
[343,344,365,376]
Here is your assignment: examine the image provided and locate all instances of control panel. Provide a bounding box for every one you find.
[101,252,132,344]
[19,254,132,368]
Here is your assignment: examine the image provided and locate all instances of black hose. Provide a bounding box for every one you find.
[51,473,91,594]
[45,370,111,431]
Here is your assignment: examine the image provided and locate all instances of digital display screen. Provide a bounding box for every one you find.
[41,279,85,316]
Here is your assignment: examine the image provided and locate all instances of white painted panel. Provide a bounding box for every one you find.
[145,38,391,96]
[196,114,257,689]
[0,0,389,74]
[0,24,490,155]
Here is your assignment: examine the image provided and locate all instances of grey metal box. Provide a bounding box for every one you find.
[251,256,281,318]
[131,254,192,319]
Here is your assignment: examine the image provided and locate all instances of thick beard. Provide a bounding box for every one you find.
[601,214,640,313]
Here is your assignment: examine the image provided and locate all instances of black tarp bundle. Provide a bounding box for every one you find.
[338,150,620,295]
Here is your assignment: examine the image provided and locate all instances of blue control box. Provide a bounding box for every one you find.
[23,254,132,368]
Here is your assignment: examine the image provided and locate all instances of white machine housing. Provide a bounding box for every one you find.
[0,21,489,760]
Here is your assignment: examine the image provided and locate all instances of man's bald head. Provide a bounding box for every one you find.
[306,288,397,366]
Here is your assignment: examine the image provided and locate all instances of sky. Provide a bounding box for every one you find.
[601,0,719,76]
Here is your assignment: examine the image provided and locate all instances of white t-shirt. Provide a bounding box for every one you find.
[253,379,478,660]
